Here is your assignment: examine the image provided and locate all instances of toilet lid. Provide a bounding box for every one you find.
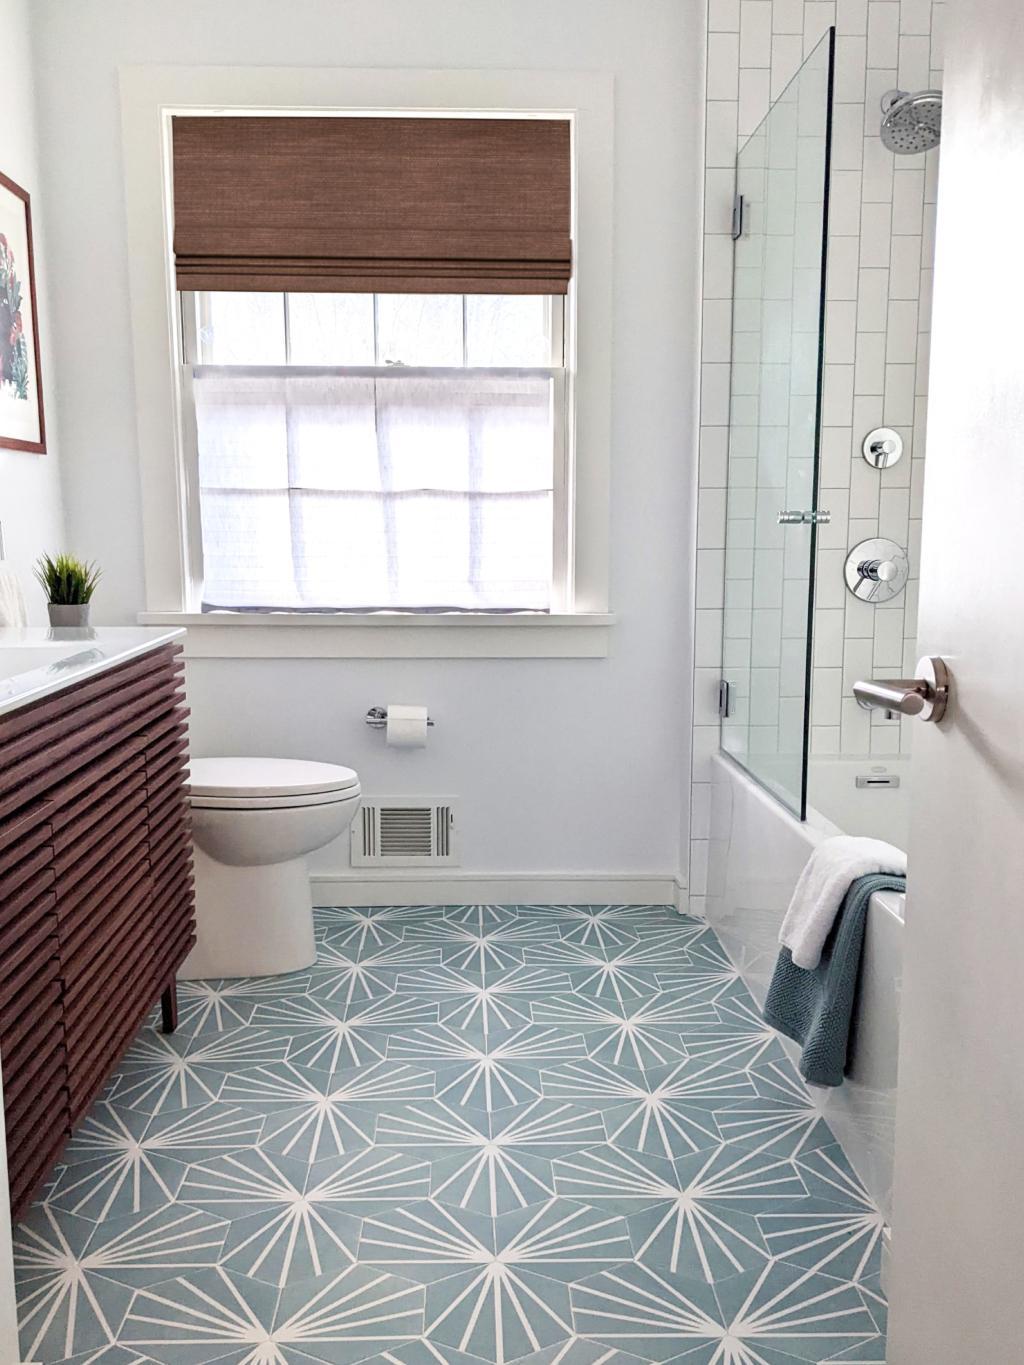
[188,756,360,799]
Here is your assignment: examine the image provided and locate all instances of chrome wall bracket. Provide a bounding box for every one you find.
[365,706,435,730]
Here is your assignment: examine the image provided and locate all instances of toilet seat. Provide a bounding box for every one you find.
[191,787,361,811]
[189,756,360,810]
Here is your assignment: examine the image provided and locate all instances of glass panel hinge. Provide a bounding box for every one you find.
[731,194,745,241]
[718,679,732,720]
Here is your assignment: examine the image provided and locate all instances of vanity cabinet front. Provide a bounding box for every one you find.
[0,643,195,1217]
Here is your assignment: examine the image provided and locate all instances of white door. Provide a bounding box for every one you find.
[886,0,1024,1358]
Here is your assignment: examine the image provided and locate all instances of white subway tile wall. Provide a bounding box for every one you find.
[689,0,942,901]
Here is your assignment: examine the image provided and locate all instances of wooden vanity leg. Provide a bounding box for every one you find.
[160,983,179,1034]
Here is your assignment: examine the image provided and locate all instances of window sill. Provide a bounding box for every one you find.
[136,611,616,659]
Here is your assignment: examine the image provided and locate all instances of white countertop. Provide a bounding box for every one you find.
[0,626,186,717]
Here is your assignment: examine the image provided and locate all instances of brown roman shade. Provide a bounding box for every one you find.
[171,115,572,295]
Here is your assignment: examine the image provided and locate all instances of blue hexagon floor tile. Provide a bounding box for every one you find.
[14,904,886,1364]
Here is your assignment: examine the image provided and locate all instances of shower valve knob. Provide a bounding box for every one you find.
[859,558,898,583]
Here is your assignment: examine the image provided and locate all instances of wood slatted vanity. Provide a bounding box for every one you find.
[0,632,194,1218]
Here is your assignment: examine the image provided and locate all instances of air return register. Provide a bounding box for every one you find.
[351,798,459,867]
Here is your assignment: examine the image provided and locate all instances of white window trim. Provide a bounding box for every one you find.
[119,65,615,659]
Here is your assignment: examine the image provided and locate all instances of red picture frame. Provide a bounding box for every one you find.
[0,170,46,454]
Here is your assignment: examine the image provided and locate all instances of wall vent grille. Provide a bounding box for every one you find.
[351,798,458,866]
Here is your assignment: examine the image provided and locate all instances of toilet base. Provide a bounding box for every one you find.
[179,845,317,980]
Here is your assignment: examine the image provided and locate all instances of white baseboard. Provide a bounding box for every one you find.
[312,871,688,909]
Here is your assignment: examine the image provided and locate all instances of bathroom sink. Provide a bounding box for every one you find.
[0,643,103,681]
[0,627,186,716]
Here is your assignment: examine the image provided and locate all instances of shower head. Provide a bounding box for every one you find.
[880,88,943,154]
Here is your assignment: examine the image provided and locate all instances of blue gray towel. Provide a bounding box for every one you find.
[764,871,907,1087]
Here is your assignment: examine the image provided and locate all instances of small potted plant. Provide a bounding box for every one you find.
[33,553,101,627]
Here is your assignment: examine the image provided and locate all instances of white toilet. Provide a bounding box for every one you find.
[180,756,361,980]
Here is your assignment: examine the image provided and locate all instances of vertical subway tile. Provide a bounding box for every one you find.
[706,100,740,169]
[841,697,872,754]
[898,33,932,89]
[805,2,838,45]
[837,0,870,34]
[695,608,725,667]
[739,0,773,67]
[889,234,922,299]
[823,364,856,426]
[709,0,742,32]
[705,168,737,235]
[826,300,858,364]
[703,232,734,299]
[772,0,804,32]
[835,35,868,100]
[849,459,881,519]
[820,427,854,487]
[900,0,932,34]
[771,34,805,97]
[857,268,890,330]
[884,363,917,423]
[827,238,861,300]
[698,487,728,548]
[812,668,844,725]
[867,1,900,66]
[885,299,919,363]
[855,330,887,394]
[702,298,735,363]
[701,363,732,423]
[879,485,911,539]
[813,610,846,666]
[738,66,772,134]
[708,31,741,99]
[812,726,842,754]
[891,167,926,232]
[696,549,727,608]
[832,103,866,171]
[858,204,893,268]
[864,66,898,134]
[861,133,895,202]
[700,425,730,488]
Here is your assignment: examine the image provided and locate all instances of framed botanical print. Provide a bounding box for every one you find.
[0,171,45,453]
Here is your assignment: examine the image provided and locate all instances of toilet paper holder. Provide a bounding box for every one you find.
[365,706,435,730]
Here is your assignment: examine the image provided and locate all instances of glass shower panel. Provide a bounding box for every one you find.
[721,29,834,817]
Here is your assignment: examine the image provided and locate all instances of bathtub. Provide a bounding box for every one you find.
[706,751,904,1224]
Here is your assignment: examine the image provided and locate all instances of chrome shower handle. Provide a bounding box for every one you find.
[853,657,951,723]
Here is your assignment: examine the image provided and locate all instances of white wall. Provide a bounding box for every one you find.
[28,0,704,888]
[0,0,64,624]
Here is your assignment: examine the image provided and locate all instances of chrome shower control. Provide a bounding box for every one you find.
[862,427,904,469]
[778,509,831,525]
[859,558,898,583]
[844,537,910,602]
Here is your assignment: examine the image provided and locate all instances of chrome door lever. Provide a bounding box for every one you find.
[853,656,950,723]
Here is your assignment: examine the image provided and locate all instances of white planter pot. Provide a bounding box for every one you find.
[47,603,90,627]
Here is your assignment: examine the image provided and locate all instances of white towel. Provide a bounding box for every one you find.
[779,835,907,970]
[0,565,27,628]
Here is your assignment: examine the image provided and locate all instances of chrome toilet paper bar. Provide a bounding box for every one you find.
[365,706,435,729]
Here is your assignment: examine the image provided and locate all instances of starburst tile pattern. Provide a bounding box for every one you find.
[14,904,886,1363]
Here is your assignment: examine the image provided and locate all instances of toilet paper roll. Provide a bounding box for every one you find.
[386,704,429,748]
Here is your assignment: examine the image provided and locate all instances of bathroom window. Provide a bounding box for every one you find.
[169,112,575,616]
[179,289,568,612]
